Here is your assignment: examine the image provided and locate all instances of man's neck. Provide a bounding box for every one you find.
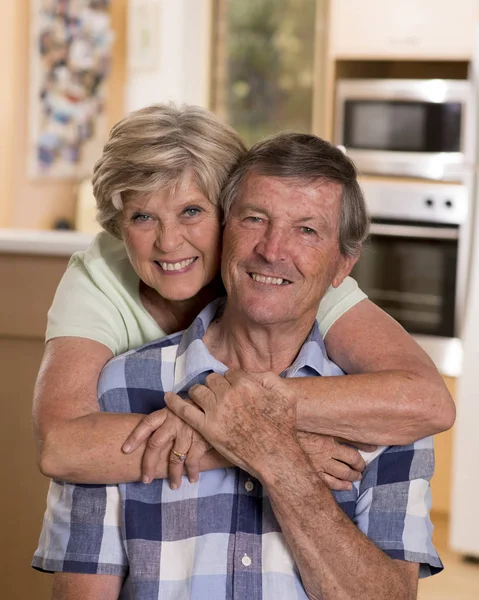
[203,303,317,375]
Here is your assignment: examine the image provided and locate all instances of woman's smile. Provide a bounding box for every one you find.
[154,257,198,274]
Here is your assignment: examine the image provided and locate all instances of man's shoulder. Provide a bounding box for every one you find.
[113,330,183,364]
[98,331,184,394]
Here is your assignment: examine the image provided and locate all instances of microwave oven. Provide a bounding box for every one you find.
[334,79,471,181]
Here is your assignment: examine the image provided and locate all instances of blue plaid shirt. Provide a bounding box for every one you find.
[33,299,442,599]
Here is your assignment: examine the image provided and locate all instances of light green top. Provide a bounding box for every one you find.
[46,231,367,355]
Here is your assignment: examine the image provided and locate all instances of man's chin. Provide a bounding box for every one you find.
[239,305,293,327]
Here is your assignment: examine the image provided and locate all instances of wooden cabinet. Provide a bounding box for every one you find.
[0,253,70,600]
[431,376,456,516]
[329,0,479,60]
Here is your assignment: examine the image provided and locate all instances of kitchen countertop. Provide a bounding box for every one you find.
[0,229,94,256]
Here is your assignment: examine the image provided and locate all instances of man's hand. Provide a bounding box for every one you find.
[166,371,366,489]
[122,407,211,488]
[165,370,298,480]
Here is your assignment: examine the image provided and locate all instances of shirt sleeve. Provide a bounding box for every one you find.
[32,480,127,576]
[316,276,367,337]
[354,438,443,578]
[46,262,127,355]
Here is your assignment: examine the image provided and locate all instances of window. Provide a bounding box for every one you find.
[211,0,319,146]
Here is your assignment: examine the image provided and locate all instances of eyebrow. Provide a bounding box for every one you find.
[295,215,332,231]
[239,204,331,230]
[237,203,270,216]
[126,196,211,211]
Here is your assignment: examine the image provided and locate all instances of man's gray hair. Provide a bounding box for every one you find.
[93,103,247,238]
[219,133,369,257]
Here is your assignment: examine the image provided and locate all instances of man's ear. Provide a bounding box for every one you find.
[331,254,358,289]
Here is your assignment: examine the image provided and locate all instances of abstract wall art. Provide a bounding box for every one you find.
[29,0,113,179]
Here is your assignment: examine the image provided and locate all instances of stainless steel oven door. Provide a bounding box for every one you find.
[351,221,459,338]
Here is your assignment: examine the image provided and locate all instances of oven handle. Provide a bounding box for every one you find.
[369,223,459,240]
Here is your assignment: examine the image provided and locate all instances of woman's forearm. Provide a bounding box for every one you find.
[38,412,145,483]
[290,370,451,445]
[38,412,231,484]
[317,299,455,445]
[34,338,231,484]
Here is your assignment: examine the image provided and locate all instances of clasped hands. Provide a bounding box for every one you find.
[122,370,369,490]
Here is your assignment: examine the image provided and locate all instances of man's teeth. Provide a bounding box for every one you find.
[251,273,288,285]
[158,258,196,271]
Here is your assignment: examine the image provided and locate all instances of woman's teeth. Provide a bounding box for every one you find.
[158,258,196,271]
[251,273,289,285]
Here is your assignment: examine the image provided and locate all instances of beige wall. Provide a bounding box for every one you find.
[0,1,17,227]
[0,0,127,230]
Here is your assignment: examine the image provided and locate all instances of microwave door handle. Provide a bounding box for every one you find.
[369,223,459,240]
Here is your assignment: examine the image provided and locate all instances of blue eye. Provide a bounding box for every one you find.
[132,213,153,223]
[245,216,263,223]
[183,207,202,217]
[301,226,317,235]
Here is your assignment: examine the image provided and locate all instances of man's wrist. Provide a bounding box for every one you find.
[255,439,315,489]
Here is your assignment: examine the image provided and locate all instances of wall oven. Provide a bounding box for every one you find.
[353,180,469,376]
[334,79,471,181]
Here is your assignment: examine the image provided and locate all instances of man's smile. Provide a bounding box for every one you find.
[248,272,292,285]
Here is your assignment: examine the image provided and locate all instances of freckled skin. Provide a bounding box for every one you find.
[221,174,356,328]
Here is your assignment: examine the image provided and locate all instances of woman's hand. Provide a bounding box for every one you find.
[122,407,211,488]
[297,431,366,491]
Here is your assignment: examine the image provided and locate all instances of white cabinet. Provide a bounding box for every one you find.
[329,0,479,60]
[126,0,211,111]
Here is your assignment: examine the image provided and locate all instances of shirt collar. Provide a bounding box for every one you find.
[173,297,343,392]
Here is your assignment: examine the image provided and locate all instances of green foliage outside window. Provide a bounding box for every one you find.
[214,0,316,147]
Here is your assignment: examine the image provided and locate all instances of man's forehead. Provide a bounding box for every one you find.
[236,173,342,212]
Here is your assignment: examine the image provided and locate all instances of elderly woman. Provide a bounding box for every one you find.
[32,104,454,597]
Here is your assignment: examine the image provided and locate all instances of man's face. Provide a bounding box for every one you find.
[221,174,357,326]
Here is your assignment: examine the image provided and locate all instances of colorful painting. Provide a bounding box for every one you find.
[29,0,113,178]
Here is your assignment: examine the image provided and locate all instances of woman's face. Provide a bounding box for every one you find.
[120,177,222,302]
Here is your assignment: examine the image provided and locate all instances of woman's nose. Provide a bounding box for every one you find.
[154,224,183,253]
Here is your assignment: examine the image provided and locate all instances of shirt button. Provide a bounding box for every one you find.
[242,554,252,567]
[245,479,254,492]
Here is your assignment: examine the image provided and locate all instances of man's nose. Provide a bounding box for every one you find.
[255,227,287,263]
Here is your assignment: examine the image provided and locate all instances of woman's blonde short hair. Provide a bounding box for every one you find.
[93,103,247,238]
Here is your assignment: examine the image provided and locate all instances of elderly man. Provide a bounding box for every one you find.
[35,133,441,599]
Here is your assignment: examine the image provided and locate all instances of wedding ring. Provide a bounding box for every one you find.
[171,450,187,462]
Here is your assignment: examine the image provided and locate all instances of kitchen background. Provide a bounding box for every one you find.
[1,1,478,598]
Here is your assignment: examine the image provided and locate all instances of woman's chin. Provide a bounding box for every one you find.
[157,285,204,303]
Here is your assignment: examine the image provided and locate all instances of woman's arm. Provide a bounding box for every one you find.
[292,299,455,445]
[33,337,231,483]
[34,337,142,482]
[33,338,361,486]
